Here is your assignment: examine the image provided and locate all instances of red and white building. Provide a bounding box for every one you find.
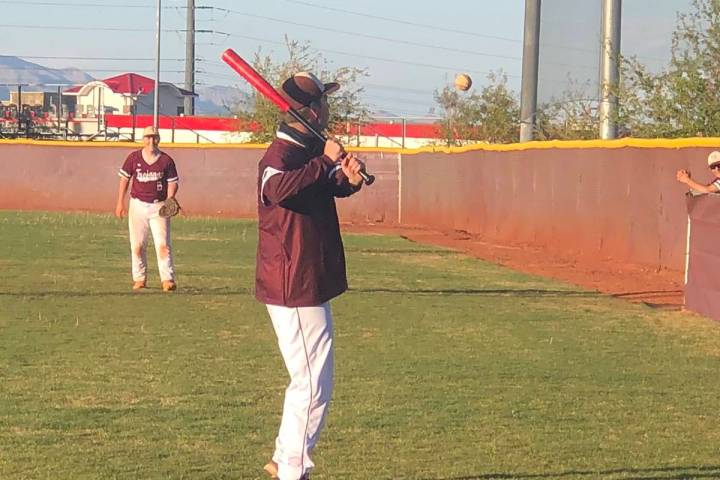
[62,73,195,137]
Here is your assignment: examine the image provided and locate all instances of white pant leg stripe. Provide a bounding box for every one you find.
[295,307,313,477]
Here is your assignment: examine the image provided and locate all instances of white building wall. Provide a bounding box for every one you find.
[74,84,187,118]
[135,85,187,116]
[75,84,128,117]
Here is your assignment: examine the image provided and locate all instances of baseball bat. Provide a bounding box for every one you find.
[221,48,375,186]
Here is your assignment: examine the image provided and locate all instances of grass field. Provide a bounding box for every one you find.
[1,211,719,480]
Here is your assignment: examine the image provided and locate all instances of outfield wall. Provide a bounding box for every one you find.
[0,142,399,224]
[0,138,713,272]
[685,193,720,321]
[400,140,715,271]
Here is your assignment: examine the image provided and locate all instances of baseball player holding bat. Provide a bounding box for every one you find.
[115,125,179,292]
[255,72,365,480]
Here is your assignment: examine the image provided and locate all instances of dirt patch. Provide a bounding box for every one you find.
[343,223,684,310]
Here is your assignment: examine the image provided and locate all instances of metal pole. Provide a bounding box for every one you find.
[519,0,541,142]
[132,102,137,141]
[599,0,622,139]
[57,85,62,137]
[17,85,22,137]
[153,0,162,128]
[401,118,406,149]
[97,88,101,134]
[685,214,691,287]
[184,0,195,116]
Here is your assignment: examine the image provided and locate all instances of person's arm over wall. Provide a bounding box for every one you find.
[677,169,720,194]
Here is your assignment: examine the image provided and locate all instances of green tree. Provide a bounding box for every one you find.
[618,0,720,137]
[433,72,519,145]
[236,37,369,143]
[536,82,599,140]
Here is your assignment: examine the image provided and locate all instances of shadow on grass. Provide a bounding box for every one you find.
[0,286,254,297]
[424,464,720,479]
[346,288,685,310]
[348,248,456,255]
[612,289,684,311]
[0,288,685,308]
[349,288,599,297]
[0,287,599,298]
[613,290,683,299]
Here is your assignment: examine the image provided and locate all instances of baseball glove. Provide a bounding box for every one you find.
[159,197,181,218]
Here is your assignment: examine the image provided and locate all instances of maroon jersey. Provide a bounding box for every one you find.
[256,135,361,307]
[119,150,179,203]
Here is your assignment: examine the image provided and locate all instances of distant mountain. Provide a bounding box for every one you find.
[0,56,253,117]
[0,55,94,100]
[58,68,94,84]
[195,85,252,116]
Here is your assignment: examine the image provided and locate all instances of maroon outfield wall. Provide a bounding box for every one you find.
[684,193,720,320]
[0,143,399,223]
[401,145,714,271]
[0,140,716,272]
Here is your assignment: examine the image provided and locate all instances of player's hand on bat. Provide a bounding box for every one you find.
[324,139,344,162]
[115,203,125,219]
[341,153,365,186]
[676,169,691,183]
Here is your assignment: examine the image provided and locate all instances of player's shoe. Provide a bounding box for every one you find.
[263,461,309,479]
[263,461,278,479]
[132,280,146,290]
[161,280,177,292]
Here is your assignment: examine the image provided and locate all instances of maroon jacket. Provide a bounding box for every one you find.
[256,133,361,307]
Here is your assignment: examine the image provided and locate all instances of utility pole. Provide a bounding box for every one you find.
[184,0,195,116]
[599,0,622,139]
[153,0,162,128]
[519,0,541,142]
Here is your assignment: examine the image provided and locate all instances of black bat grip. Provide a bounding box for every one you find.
[359,170,375,185]
[339,152,375,185]
[288,108,376,186]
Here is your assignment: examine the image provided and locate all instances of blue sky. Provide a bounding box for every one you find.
[1,0,693,116]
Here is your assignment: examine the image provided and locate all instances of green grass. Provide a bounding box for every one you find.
[0,211,719,480]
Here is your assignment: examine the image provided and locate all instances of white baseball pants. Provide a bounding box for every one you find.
[266,303,334,480]
[128,197,175,283]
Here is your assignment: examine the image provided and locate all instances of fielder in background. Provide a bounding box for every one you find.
[115,125,179,292]
[677,150,720,193]
[256,72,365,480]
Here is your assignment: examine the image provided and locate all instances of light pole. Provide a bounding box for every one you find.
[184,0,195,116]
[519,0,541,142]
[153,0,162,129]
[599,0,622,139]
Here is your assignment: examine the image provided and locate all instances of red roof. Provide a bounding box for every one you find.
[104,73,156,95]
[62,73,194,96]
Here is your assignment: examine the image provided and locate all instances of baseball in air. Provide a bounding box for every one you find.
[454,73,472,91]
